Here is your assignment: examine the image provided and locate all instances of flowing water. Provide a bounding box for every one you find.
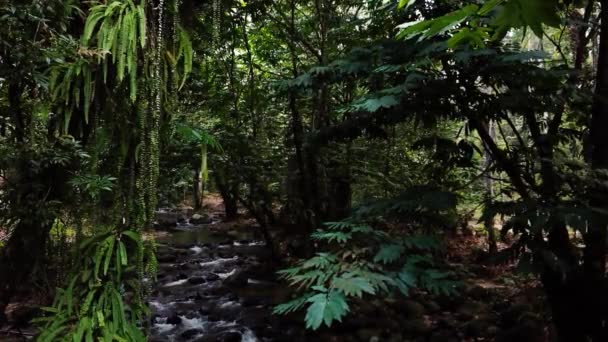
[148,220,294,342]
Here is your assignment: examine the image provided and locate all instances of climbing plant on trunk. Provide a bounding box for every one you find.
[33,0,193,339]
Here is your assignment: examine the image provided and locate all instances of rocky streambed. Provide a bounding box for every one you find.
[148,219,302,342]
[148,214,551,342]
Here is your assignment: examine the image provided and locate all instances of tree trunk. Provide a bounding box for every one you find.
[584,1,608,339]
[213,170,239,220]
[483,120,498,254]
[8,82,25,143]
[0,221,53,323]
[285,0,313,228]
[193,167,202,210]
[0,157,68,322]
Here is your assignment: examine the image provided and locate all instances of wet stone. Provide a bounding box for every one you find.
[205,273,220,281]
[241,297,265,307]
[194,331,241,342]
[191,214,212,225]
[401,299,426,318]
[180,328,203,340]
[224,270,249,287]
[157,254,177,263]
[187,277,206,285]
[166,314,182,325]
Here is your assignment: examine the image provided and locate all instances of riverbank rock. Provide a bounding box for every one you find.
[188,277,206,285]
[191,213,212,225]
[204,273,220,281]
[194,331,241,342]
[402,317,432,335]
[167,313,182,325]
[180,328,202,340]
[157,254,177,263]
[401,299,426,318]
[225,270,249,287]
[357,328,381,341]
[155,211,184,228]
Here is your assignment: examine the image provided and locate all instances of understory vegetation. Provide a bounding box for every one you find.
[2,0,608,341]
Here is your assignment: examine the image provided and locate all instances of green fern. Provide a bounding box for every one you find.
[305,291,350,330]
[81,0,146,102]
[49,58,94,133]
[275,219,460,330]
[37,229,149,341]
[331,275,376,298]
[311,230,352,244]
[273,294,313,315]
[374,244,405,264]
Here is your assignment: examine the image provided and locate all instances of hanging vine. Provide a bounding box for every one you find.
[213,0,221,48]
[39,0,193,339]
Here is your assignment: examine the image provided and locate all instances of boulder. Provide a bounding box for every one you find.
[436,293,465,310]
[456,301,488,321]
[501,302,533,327]
[401,299,426,318]
[224,270,249,287]
[179,262,197,271]
[237,309,269,330]
[437,315,458,329]
[6,304,40,327]
[425,300,441,313]
[218,332,242,342]
[187,277,206,285]
[194,332,241,342]
[487,325,499,337]
[166,313,182,325]
[241,297,267,307]
[429,331,460,342]
[402,318,432,335]
[154,212,182,228]
[157,254,177,263]
[204,273,220,281]
[464,317,493,337]
[180,328,202,340]
[387,334,403,342]
[496,315,545,342]
[467,284,497,301]
[190,213,212,225]
[357,328,381,342]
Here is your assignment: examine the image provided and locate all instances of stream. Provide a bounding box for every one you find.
[148,218,297,342]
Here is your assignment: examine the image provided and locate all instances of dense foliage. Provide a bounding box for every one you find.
[1,0,608,341]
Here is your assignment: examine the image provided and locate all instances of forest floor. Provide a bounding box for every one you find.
[280,233,552,342]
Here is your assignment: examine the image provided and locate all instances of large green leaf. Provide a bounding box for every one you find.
[332,276,376,298]
[373,244,405,264]
[352,95,399,112]
[305,291,349,330]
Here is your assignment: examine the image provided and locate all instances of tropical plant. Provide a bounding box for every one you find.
[35,229,153,341]
[275,220,459,329]
[275,186,461,329]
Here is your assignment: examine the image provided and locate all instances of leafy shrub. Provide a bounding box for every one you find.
[35,229,154,341]
[274,220,459,330]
